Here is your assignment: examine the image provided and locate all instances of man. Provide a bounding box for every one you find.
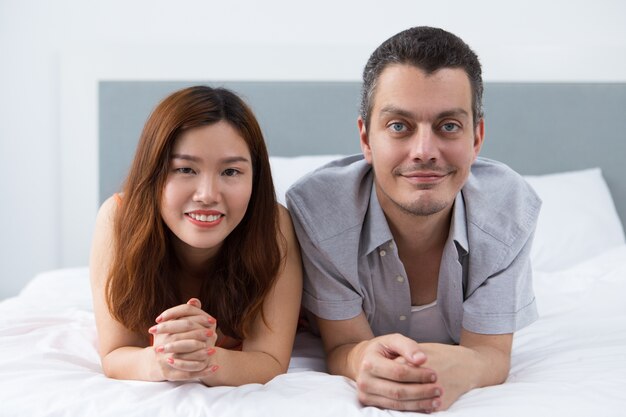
[286,27,541,412]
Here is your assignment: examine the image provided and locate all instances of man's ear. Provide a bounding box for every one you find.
[472,118,485,162]
[358,116,373,164]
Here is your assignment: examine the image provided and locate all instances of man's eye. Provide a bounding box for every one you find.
[441,123,460,133]
[222,168,240,177]
[389,122,407,133]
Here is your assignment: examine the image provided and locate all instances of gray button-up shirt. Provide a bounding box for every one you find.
[286,155,541,343]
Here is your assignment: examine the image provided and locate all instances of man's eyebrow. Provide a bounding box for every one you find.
[379,105,416,119]
[379,106,470,119]
[437,108,470,119]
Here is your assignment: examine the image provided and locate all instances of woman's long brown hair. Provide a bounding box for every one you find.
[105,86,282,340]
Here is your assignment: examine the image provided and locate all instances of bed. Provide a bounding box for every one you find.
[2,82,626,416]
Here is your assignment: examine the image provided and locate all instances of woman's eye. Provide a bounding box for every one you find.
[389,122,407,133]
[222,168,240,177]
[176,167,195,174]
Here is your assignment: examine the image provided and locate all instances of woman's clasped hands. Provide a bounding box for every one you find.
[149,298,219,382]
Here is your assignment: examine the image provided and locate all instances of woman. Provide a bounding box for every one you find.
[90,86,302,386]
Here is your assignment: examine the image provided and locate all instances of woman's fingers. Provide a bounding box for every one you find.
[153,333,219,380]
[165,357,220,374]
[156,338,206,354]
[157,344,218,375]
[186,298,201,308]
[153,327,218,356]
[158,326,217,343]
[149,317,216,335]
[168,346,217,364]
[157,358,218,381]
[150,301,223,382]
[155,302,216,325]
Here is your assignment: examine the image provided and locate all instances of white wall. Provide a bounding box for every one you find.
[1,0,626,299]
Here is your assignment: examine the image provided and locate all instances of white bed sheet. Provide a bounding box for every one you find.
[1,246,626,416]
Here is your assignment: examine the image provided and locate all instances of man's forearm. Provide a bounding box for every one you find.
[326,341,363,379]
[458,343,511,390]
[416,341,511,409]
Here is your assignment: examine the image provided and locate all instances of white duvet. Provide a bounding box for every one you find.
[1,245,626,417]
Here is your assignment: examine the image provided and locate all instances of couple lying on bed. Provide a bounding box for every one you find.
[90,27,540,413]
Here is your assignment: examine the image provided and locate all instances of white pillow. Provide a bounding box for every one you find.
[524,168,625,272]
[19,267,93,312]
[270,155,346,205]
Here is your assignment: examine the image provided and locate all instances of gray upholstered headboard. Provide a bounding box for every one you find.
[99,81,626,230]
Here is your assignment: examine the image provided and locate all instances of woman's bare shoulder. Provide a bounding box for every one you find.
[96,194,121,224]
[90,195,120,285]
[276,203,296,238]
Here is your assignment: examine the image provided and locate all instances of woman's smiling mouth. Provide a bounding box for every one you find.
[186,211,224,226]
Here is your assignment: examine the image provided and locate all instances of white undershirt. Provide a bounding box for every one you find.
[410,300,455,344]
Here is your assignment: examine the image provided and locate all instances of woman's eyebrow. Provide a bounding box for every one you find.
[171,153,201,162]
[220,156,251,164]
[171,154,251,164]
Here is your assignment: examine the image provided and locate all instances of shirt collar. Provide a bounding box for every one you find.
[361,185,470,257]
[450,192,469,257]
[360,184,394,256]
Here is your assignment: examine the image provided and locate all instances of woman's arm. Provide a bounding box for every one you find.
[90,197,157,380]
[198,204,303,386]
[90,197,214,382]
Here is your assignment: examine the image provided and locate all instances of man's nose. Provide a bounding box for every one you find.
[409,126,439,162]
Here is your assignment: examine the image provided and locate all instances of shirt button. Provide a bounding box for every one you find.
[396,275,404,283]
[399,315,407,321]
[379,249,386,257]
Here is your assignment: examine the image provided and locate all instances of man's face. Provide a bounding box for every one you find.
[360,64,484,219]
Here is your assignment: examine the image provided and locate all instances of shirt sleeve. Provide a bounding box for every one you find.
[286,195,363,321]
[462,229,539,335]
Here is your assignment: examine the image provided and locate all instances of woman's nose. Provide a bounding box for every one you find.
[193,175,219,204]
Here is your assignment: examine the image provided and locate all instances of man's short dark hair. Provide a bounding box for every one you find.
[360,26,483,128]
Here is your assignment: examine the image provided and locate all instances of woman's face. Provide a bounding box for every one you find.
[161,121,253,260]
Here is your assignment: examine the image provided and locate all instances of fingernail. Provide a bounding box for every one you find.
[156,315,164,323]
[432,399,441,408]
[207,348,216,356]
[413,352,425,361]
[208,317,216,324]
[434,389,441,396]
[167,357,174,365]
[206,329,214,337]
[148,325,158,334]
[431,374,437,382]
[210,365,219,372]
[155,345,165,353]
